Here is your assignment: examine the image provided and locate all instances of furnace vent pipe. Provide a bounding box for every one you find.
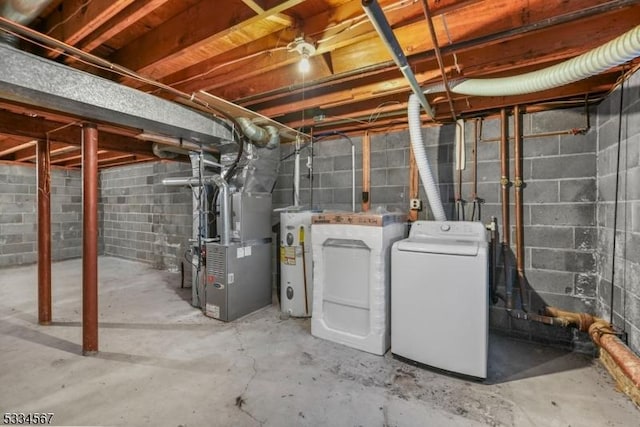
[408,93,446,221]
[162,175,230,245]
[237,117,270,147]
[152,143,180,159]
[162,177,209,187]
[211,175,231,246]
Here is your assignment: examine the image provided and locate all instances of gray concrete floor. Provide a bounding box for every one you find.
[0,257,637,427]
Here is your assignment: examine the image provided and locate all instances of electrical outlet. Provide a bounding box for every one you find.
[410,198,422,210]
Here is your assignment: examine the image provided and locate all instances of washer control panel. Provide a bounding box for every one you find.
[410,221,487,242]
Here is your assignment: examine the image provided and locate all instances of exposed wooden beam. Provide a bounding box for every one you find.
[76,0,172,53]
[240,0,293,26]
[0,140,37,158]
[226,4,639,119]
[64,151,146,168]
[45,0,135,54]
[50,147,84,164]
[13,142,77,162]
[158,0,616,100]
[0,110,156,157]
[98,156,156,169]
[284,71,616,132]
[111,0,303,80]
[152,0,420,94]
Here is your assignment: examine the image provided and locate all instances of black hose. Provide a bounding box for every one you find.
[609,78,625,325]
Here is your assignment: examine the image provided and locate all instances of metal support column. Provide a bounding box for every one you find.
[82,123,98,354]
[37,138,51,325]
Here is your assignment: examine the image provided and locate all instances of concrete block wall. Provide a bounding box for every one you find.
[100,161,193,271]
[273,107,596,348]
[596,70,640,354]
[0,163,82,268]
[273,129,454,213]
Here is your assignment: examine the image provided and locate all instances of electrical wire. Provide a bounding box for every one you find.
[47,0,94,36]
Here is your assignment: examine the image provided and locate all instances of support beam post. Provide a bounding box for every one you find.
[82,123,99,354]
[37,138,51,325]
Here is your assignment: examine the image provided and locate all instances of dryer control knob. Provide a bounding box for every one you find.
[440,224,451,232]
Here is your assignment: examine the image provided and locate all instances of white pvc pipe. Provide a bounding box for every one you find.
[351,143,356,212]
[293,143,300,207]
[408,94,447,221]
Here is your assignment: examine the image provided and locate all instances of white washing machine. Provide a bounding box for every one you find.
[391,220,489,379]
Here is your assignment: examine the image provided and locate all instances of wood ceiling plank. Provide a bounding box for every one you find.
[13,142,72,162]
[0,110,156,157]
[49,147,84,164]
[98,156,156,169]
[64,151,153,168]
[240,0,293,25]
[236,7,639,119]
[178,0,616,100]
[44,0,135,53]
[283,71,617,131]
[144,0,473,94]
[77,0,173,52]
[111,0,304,80]
[0,140,37,158]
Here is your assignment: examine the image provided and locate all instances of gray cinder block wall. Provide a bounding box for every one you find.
[274,107,598,348]
[0,163,82,268]
[596,70,640,354]
[99,161,193,271]
[274,130,451,213]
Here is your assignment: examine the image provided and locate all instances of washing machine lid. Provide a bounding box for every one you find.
[395,239,480,256]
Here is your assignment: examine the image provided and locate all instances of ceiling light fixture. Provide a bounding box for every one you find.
[288,36,316,74]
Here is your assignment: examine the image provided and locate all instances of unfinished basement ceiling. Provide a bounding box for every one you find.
[0,0,639,168]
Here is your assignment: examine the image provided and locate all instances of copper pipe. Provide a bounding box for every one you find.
[479,128,590,143]
[499,109,512,309]
[470,119,483,221]
[472,119,479,200]
[37,138,51,325]
[82,123,99,355]
[500,109,510,245]
[362,131,371,212]
[513,105,528,311]
[420,0,456,121]
[545,306,604,332]
[408,144,419,221]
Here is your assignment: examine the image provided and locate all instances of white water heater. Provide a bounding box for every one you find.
[280,211,314,317]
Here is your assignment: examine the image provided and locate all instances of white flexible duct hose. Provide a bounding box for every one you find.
[409,25,640,221]
[445,24,640,96]
[408,93,447,221]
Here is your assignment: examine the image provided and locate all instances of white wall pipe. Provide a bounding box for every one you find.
[408,94,447,221]
[431,25,640,97]
[293,140,300,207]
[351,143,356,212]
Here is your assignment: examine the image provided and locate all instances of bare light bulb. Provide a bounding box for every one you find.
[299,53,310,73]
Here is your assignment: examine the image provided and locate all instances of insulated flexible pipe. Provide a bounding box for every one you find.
[408,94,446,221]
[429,25,640,97]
